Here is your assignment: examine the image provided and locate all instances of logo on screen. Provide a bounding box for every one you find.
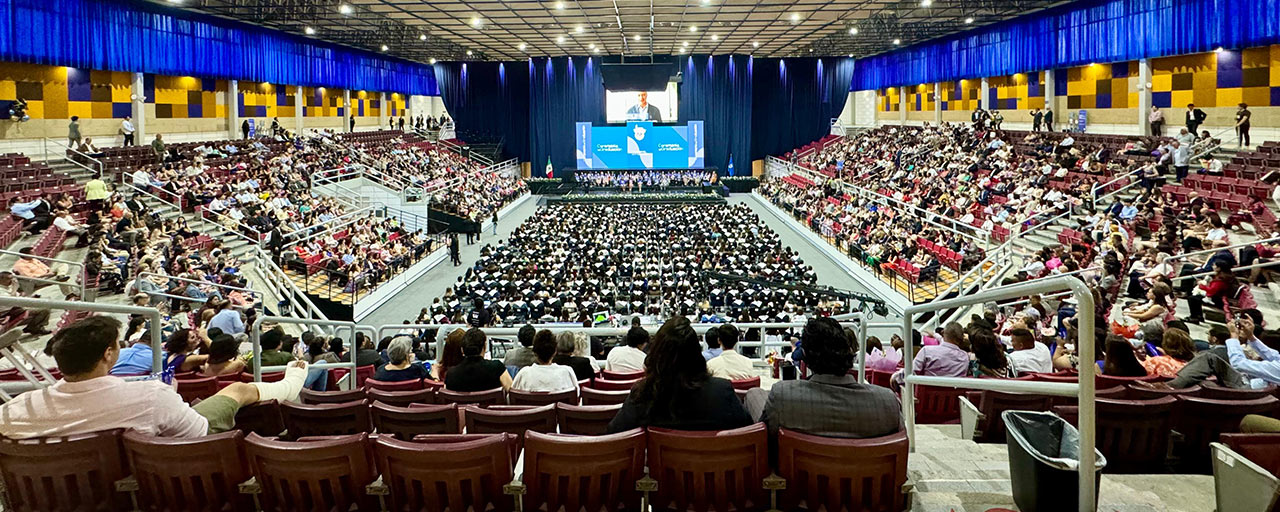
[632,125,646,141]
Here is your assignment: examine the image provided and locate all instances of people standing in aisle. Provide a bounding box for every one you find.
[491,212,498,235]
[1043,108,1054,131]
[991,110,1003,130]
[1030,108,1043,132]
[1235,102,1252,148]
[349,116,356,133]
[68,116,82,147]
[240,119,250,139]
[449,233,461,266]
[1148,105,1164,136]
[121,116,135,146]
[1185,103,1206,135]
[398,116,406,131]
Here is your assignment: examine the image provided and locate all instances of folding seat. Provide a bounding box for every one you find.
[581,387,630,406]
[959,390,1054,443]
[243,433,377,511]
[298,387,367,405]
[1173,395,1280,473]
[519,429,647,512]
[0,430,132,511]
[1217,178,1239,194]
[367,387,436,407]
[370,402,460,439]
[1198,381,1277,400]
[1123,383,1201,400]
[279,399,372,439]
[437,387,507,407]
[462,404,558,445]
[1054,396,1176,473]
[775,429,910,512]
[600,369,645,381]
[363,378,425,392]
[368,433,516,512]
[591,378,642,391]
[731,376,761,390]
[647,423,769,512]
[507,388,579,406]
[555,403,622,435]
[121,431,252,511]
[175,375,218,403]
[1095,373,1163,389]
[913,384,966,424]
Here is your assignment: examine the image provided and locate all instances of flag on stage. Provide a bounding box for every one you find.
[727,154,734,175]
[545,156,554,178]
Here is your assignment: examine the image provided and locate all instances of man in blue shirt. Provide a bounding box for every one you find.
[701,326,722,361]
[208,302,245,335]
[1226,316,1280,388]
[1118,199,1139,221]
[110,336,155,375]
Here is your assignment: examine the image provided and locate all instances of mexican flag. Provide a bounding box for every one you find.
[545,157,554,178]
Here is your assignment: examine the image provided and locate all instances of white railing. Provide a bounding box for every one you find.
[901,276,1099,512]
[438,120,456,142]
[138,272,264,307]
[249,248,332,332]
[249,315,372,383]
[0,248,87,300]
[42,137,103,175]
[830,118,847,137]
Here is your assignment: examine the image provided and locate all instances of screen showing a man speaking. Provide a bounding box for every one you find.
[606,83,677,123]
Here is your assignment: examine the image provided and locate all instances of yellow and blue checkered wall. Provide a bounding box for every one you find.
[878,87,901,112]
[907,83,935,112]
[0,63,132,119]
[987,72,1045,111]
[940,80,981,111]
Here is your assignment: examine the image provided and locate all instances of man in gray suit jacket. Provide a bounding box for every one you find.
[746,317,903,439]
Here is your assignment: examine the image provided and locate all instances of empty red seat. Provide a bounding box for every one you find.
[1054,396,1176,473]
[463,404,558,443]
[232,400,285,437]
[122,430,252,511]
[591,378,641,391]
[581,387,630,406]
[913,384,966,424]
[438,387,507,407]
[521,429,647,512]
[962,390,1054,443]
[1173,395,1280,473]
[243,433,377,511]
[279,399,372,439]
[175,375,218,403]
[776,429,910,511]
[370,402,461,440]
[555,403,622,435]
[600,369,645,381]
[299,388,367,405]
[367,387,436,407]
[647,423,769,512]
[507,388,578,406]
[370,433,517,511]
[730,376,761,390]
[0,430,132,511]
[1198,382,1277,400]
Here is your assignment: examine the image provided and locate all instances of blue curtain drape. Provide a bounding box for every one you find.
[677,55,752,175]
[528,56,606,176]
[853,0,1280,90]
[0,0,439,95]
[751,57,853,161]
[435,61,530,161]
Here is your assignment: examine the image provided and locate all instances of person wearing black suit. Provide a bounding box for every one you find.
[1043,109,1054,131]
[240,119,250,139]
[1185,103,1207,134]
[265,226,285,262]
[449,233,461,266]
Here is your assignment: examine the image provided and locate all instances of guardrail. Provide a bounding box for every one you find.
[42,137,103,176]
[901,276,1099,512]
[0,248,87,300]
[138,272,263,306]
[1163,235,1280,264]
[249,315,373,383]
[250,248,332,333]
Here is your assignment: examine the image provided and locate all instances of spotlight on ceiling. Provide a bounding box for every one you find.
[576,25,585,33]
[710,34,719,41]
[965,17,975,23]
[555,1,564,9]
[381,44,389,51]
[689,25,697,32]
[633,34,641,41]
[466,50,473,56]
[752,41,759,48]
[557,35,566,44]
[682,41,689,47]
[790,13,801,23]
[849,27,858,35]
[429,58,437,64]
[419,34,427,40]
[304,27,316,35]
[921,0,932,7]
[338,3,353,14]
[588,43,595,49]
[893,38,901,45]
[518,42,527,50]
[470,17,483,27]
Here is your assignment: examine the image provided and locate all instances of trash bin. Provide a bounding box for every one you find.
[1002,410,1106,512]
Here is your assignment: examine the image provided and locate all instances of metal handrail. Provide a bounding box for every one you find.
[1089,167,1143,207]
[1168,259,1280,283]
[195,205,263,245]
[250,248,331,331]
[139,272,261,301]
[282,207,375,249]
[0,296,164,382]
[249,315,361,383]
[901,276,1098,512]
[43,137,103,175]
[0,248,87,299]
[1163,236,1280,263]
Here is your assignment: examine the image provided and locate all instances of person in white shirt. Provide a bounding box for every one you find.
[706,324,755,380]
[511,330,581,393]
[605,327,649,373]
[121,116,135,146]
[51,210,88,247]
[1006,328,1052,375]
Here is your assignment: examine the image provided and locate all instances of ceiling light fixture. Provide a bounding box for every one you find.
[518,42,527,50]
[588,43,596,49]
[467,50,473,56]
[338,3,353,14]
[634,34,641,41]
[850,27,858,35]
[470,17,482,27]
[429,58,437,64]
[689,25,697,32]
[893,38,901,45]
[304,26,316,35]
[790,13,800,23]
[576,25,585,33]
[965,17,974,23]
[555,1,564,9]
[381,44,389,51]
[921,0,931,7]
[710,34,719,41]
[419,34,427,40]
[848,53,854,58]
[682,41,689,47]
[557,35,566,43]
[752,41,759,48]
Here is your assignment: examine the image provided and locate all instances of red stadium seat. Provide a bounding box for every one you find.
[175,375,218,403]
[121,431,252,511]
[370,402,461,439]
[0,430,132,512]
[1054,396,1177,473]
[370,433,517,511]
[298,388,367,405]
[279,399,372,439]
[367,387,436,407]
[776,429,910,512]
[555,403,623,435]
[243,433,377,512]
[520,429,647,512]
[591,378,641,391]
[363,378,424,392]
[581,387,631,406]
[438,387,507,407]
[647,423,769,512]
[507,388,579,406]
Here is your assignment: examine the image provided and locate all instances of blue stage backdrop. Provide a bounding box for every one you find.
[529,56,608,177]
[852,0,1280,90]
[575,121,704,170]
[751,57,855,161]
[0,0,439,95]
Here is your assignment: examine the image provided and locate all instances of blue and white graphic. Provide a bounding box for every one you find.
[576,121,705,170]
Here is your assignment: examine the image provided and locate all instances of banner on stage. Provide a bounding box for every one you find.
[575,121,704,170]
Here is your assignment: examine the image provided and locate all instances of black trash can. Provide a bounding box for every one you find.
[1002,410,1106,512]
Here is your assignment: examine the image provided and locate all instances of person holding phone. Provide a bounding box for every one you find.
[1225,315,1280,387]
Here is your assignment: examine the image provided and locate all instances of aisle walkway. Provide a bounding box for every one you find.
[360,196,543,327]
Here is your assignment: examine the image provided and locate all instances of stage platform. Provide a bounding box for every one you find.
[547,189,725,204]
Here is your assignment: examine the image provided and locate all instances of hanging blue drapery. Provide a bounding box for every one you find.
[528,56,607,177]
[677,54,753,175]
[435,61,530,162]
[0,0,439,95]
[853,0,1280,90]
[751,57,854,161]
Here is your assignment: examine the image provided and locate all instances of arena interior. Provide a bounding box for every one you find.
[0,0,1278,510]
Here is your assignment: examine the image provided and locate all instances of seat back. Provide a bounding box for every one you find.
[1096,373,1162,389]
[581,387,630,406]
[354,364,375,388]
[299,388,367,405]
[600,369,645,381]
[367,388,436,407]
[438,387,507,407]
[243,433,377,512]
[1174,396,1280,473]
[1053,396,1176,473]
[122,431,251,511]
[868,369,893,388]
[1220,433,1280,476]
[1199,381,1278,400]
[523,429,646,512]
[914,384,966,424]
[508,388,578,406]
[973,391,1054,443]
[370,402,461,439]
[730,376,762,390]
[364,378,424,392]
[647,423,769,512]
[1123,384,1201,400]
[175,376,218,403]
[463,404,558,441]
[232,400,285,437]
[280,399,372,439]
[0,430,130,512]
[776,429,909,512]
[373,433,515,512]
[591,378,641,391]
[556,403,623,435]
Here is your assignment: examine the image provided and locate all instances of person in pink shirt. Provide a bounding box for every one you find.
[864,336,903,372]
[893,322,971,388]
[0,316,308,440]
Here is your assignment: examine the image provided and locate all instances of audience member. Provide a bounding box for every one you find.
[511,329,580,393]
[373,338,431,382]
[706,324,755,379]
[443,328,512,392]
[606,326,649,373]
